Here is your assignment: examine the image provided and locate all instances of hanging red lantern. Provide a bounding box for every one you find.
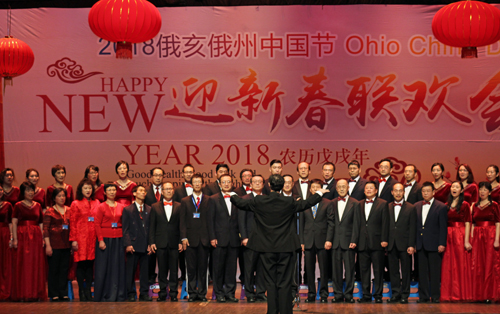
[0,36,35,85]
[432,1,500,58]
[88,0,162,59]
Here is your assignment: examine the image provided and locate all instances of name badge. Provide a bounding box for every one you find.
[193,213,200,218]
[88,217,94,222]
[62,224,69,230]
[112,222,118,228]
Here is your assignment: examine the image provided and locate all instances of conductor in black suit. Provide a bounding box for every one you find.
[149,182,182,301]
[403,164,423,204]
[357,181,389,303]
[230,174,328,314]
[321,162,338,200]
[145,167,164,284]
[122,185,152,301]
[415,181,447,303]
[347,160,368,201]
[325,179,360,303]
[377,158,396,203]
[386,183,416,304]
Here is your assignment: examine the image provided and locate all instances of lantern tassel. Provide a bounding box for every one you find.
[116,42,132,59]
[461,47,477,59]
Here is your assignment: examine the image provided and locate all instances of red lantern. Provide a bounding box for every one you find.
[432,1,500,58]
[88,0,162,59]
[0,36,35,85]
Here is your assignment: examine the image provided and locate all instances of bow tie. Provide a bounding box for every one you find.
[423,201,431,205]
[245,186,252,191]
[338,197,346,202]
[404,183,412,188]
[224,195,231,199]
[349,179,356,183]
[394,202,402,206]
[323,181,329,185]
[185,183,192,188]
[365,200,374,204]
[379,178,386,183]
[163,201,172,206]
[301,180,309,184]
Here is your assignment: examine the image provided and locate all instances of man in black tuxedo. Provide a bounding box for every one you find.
[386,183,416,304]
[238,175,267,302]
[357,181,389,303]
[347,160,367,201]
[122,185,152,302]
[415,181,447,303]
[230,175,328,314]
[203,163,230,196]
[377,158,396,203]
[321,162,338,200]
[299,179,332,303]
[282,174,295,197]
[149,182,182,302]
[263,159,283,195]
[180,174,211,302]
[234,168,253,196]
[208,174,241,303]
[325,179,360,303]
[145,167,164,283]
[403,164,423,205]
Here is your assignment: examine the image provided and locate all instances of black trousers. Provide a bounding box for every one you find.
[185,244,209,298]
[126,251,149,297]
[156,246,179,298]
[261,252,294,314]
[76,260,94,291]
[148,252,157,281]
[213,245,238,298]
[304,247,329,298]
[94,238,126,302]
[358,249,385,298]
[388,248,411,299]
[242,247,266,299]
[178,251,186,279]
[417,249,442,301]
[47,248,71,298]
[332,247,356,299]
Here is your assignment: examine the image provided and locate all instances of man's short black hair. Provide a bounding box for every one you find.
[269,174,285,192]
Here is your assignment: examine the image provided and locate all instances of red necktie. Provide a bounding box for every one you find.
[404,183,412,188]
[139,205,143,219]
[394,202,402,206]
[196,197,200,207]
[224,195,231,199]
[338,197,346,202]
[155,187,160,202]
[349,179,356,183]
[365,200,374,204]
[245,186,252,191]
[379,178,386,183]
[423,201,430,205]
[185,183,192,188]
[301,180,309,184]
[163,201,172,206]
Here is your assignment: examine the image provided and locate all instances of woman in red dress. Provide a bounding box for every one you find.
[94,182,126,302]
[114,161,136,207]
[486,165,500,204]
[471,181,500,303]
[21,169,46,210]
[11,181,47,301]
[457,164,478,205]
[70,179,100,302]
[441,181,472,302]
[1,168,20,206]
[84,165,105,203]
[0,186,14,301]
[43,188,71,301]
[46,165,74,208]
[432,162,451,203]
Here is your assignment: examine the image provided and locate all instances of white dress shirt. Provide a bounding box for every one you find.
[323,178,333,189]
[404,180,415,201]
[394,200,403,221]
[338,195,348,222]
[365,198,374,220]
[300,179,309,199]
[223,193,232,216]
[349,176,359,195]
[422,198,433,225]
[185,182,193,196]
[378,176,390,196]
[163,200,172,221]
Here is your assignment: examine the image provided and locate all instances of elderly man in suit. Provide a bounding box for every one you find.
[230,174,328,314]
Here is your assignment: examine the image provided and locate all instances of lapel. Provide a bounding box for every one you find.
[390,203,396,223]
[424,201,437,226]
[168,202,178,223]
[408,182,418,197]
[218,194,230,217]
[367,198,379,222]
[416,203,423,226]
[340,198,353,223]
[327,179,336,191]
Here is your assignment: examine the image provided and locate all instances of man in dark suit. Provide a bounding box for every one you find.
[149,182,182,302]
[292,161,311,200]
[415,181,448,303]
[208,174,241,302]
[122,185,152,301]
[234,168,253,196]
[263,159,283,195]
[145,167,164,283]
[386,183,416,304]
[377,158,396,203]
[404,164,423,205]
[347,160,368,201]
[180,174,211,302]
[321,162,338,200]
[282,174,295,197]
[325,179,360,303]
[203,163,230,196]
[238,175,267,302]
[299,179,332,303]
[230,174,328,314]
[357,181,389,303]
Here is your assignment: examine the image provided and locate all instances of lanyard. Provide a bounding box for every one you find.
[192,194,202,212]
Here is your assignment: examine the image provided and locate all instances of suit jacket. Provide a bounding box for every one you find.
[122,203,151,253]
[299,199,332,249]
[234,185,251,197]
[358,197,389,251]
[326,196,361,250]
[292,180,311,200]
[387,201,416,251]
[203,181,221,196]
[237,193,256,240]
[173,182,189,203]
[322,178,339,200]
[149,200,181,249]
[145,184,162,207]
[415,199,448,251]
[377,176,396,203]
[208,193,240,247]
[180,194,211,247]
[349,177,368,201]
[262,179,271,196]
[405,181,423,205]
[230,192,322,253]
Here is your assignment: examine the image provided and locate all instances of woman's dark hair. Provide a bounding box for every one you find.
[104,181,118,193]
[52,187,67,203]
[76,178,95,201]
[0,168,15,184]
[431,163,445,179]
[447,181,464,213]
[115,160,129,174]
[487,165,500,183]
[51,164,66,177]
[25,168,39,180]
[478,181,492,202]
[456,164,474,184]
[84,165,102,186]
[20,181,35,197]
